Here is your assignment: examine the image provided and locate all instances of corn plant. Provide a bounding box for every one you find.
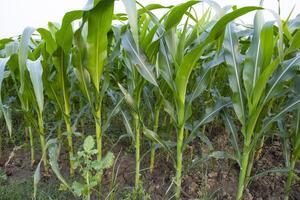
[2,29,47,169]
[277,75,300,200]
[284,108,300,200]
[117,0,166,192]
[60,0,116,187]
[223,7,300,199]
[153,2,261,198]
[118,30,156,191]
[26,56,48,172]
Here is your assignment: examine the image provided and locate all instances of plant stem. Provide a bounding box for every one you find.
[28,126,35,165]
[255,136,265,160]
[80,100,85,135]
[95,107,103,195]
[236,139,251,200]
[150,143,156,173]
[134,113,141,189]
[284,159,295,200]
[37,112,48,173]
[95,108,102,160]
[175,125,185,200]
[150,106,160,173]
[61,50,74,177]
[65,117,74,176]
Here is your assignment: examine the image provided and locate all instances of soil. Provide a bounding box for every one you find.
[0,124,299,200]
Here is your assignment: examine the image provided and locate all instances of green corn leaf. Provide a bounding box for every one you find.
[287,29,300,54]
[139,15,152,48]
[121,111,135,141]
[102,97,124,133]
[4,41,19,56]
[185,8,211,48]
[158,39,174,90]
[0,38,13,50]
[72,27,92,105]
[208,151,238,162]
[143,126,171,153]
[175,16,189,66]
[33,161,42,199]
[224,24,246,124]
[163,99,177,124]
[257,21,276,77]
[250,168,290,181]
[186,99,231,146]
[47,22,59,37]
[83,0,103,11]
[86,0,114,92]
[137,3,171,15]
[175,6,262,116]
[122,0,139,51]
[185,128,213,151]
[251,58,280,109]
[118,83,135,109]
[122,31,158,86]
[188,150,238,172]
[26,57,44,113]
[277,120,290,167]
[262,96,300,132]
[0,57,9,99]
[164,28,178,64]
[263,55,300,103]
[222,111,241,161]
[37,28,57,55]
[34,139,69,198]
[164,1,199,31]
[0,57,12,136]
[188,64,214,103]
[247,21,274,110]
[55,10,83,53]
[190,99,231,130]
[206,6,262,43]
[243,11,265,99]
[18,27,35,94]
[51,48,71,115]
[48,142,70,189]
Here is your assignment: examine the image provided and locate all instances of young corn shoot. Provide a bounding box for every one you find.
[160,3,261,198]
[284,77,300,200]
[26,57,48,173]
[224,8,300,199]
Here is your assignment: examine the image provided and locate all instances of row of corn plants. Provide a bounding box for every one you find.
[0,0,300,199]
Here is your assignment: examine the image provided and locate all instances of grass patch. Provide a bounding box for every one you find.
[0,179,76,200]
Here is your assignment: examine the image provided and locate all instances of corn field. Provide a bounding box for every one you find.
[0,0,300,199]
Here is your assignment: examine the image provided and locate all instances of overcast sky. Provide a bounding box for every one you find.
[0,0,299,38]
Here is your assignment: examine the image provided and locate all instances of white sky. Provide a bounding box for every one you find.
[0,0,299,38]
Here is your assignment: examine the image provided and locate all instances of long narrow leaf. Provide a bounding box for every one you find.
[87,0,114,92]
[26,57,44,113]
[0,57,12,136]
[224,24,246,124]
[18,27,35,94]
